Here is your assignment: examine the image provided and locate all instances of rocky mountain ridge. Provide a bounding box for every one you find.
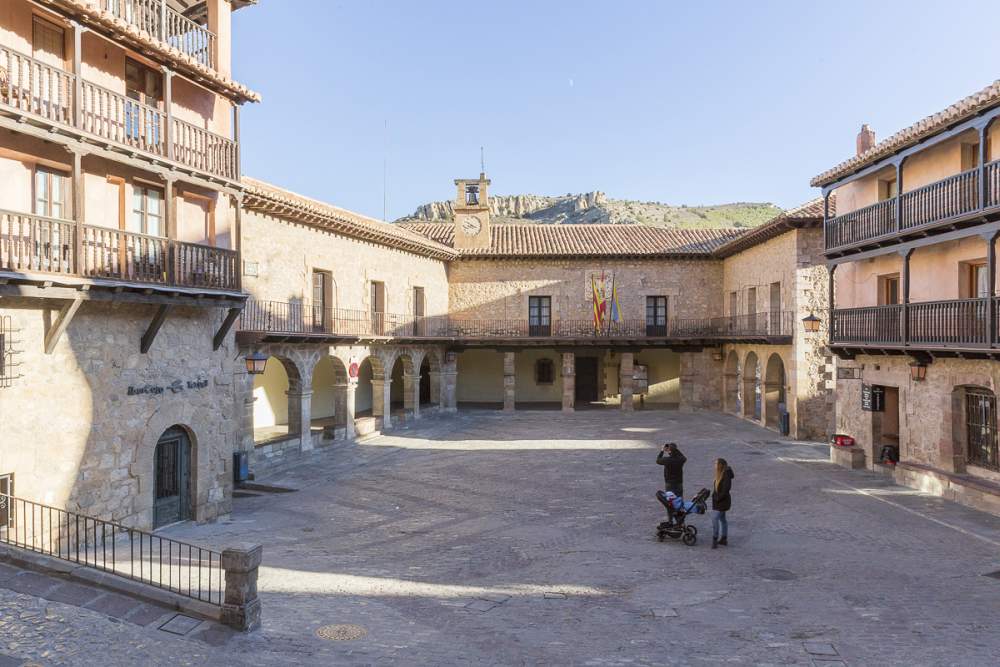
[401,192,782,229]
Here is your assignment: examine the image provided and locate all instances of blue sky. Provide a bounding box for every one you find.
[234,1,1000,221]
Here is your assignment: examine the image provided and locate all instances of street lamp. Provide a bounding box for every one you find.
[909,361,927,382]
[802,312,821,333]
[244,351,269,375]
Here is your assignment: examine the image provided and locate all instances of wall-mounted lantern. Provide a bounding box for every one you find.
[802,312,821,333]
[909,362,927,382]
[244,351,269,375]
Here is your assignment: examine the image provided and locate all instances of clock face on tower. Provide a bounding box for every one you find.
[461,215,482,236]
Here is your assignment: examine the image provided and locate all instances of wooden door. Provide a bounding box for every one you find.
[575,357,599,403]
[153,427,191,528]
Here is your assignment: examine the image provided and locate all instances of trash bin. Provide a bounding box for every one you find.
[233,451,249,483]
[779,409,790,436]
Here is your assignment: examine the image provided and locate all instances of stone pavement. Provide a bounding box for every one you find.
[5,409,1000,665]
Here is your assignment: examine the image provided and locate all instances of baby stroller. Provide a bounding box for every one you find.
[655,488,710,546]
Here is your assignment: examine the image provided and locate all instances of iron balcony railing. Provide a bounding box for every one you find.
[0,210,240,291]
[825,161,1000,252]
[97,0,218,69]
[831,298,1000,349]
[0,44,238,180]
[0,492,224,605]
[240,300,796,341]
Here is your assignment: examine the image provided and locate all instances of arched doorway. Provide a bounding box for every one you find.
[742,352,761,421]
[311,355,349,439]
[252,355,299,443]
[390,354,415,417]
[764,353,786,430]
[419,357,432,405]
[356,358,375,417]
[153,426,192,529]
[724,351,739,414]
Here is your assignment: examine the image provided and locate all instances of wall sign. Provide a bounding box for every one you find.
[861,383,884,412]
[127,379,209,397]
[838,367,861,380]
[349,362,360,379]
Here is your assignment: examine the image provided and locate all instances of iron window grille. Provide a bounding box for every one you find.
[0,316,22,389]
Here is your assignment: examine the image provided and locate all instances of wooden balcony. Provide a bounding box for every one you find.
[831,299,1000,354]
[237,301,796,345]
[0,210,239,292]
[0,44,238,180]
[825,162,1000,254]
[96,0,218,69]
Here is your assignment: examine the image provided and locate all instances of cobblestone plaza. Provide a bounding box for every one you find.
[2,409,1000,666]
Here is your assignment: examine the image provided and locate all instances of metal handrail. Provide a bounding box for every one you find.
[0,493,224,605]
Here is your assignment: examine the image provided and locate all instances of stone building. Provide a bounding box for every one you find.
[815,79,1000,514]
[236,172,835,479]
[0,0,254,529]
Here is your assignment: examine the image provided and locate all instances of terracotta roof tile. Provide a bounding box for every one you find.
[396,223,743,258]
[242,178,458,260]
[811,79,1000,187]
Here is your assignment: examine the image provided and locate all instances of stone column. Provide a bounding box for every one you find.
[286,385,313,451]
[221,543,263,632]
[442,352,458,412]
[372,379,391,429]
[404,372,421,419]
[333,382,356,439]
[503,351,516,412]
[561,352,575,413]
[619,352,634,412]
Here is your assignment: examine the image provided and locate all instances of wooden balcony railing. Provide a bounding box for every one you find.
[0,210,75,275]
[0,211,238,291]
[831,299,1000,349]
[826,160,1000,252]
[239,301,797,342]
[98,0,217,69]
[0,44,237,180]
[900,168,979,230]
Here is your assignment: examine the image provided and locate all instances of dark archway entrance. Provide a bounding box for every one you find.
[419,357,432,405]
[154,426,192,529]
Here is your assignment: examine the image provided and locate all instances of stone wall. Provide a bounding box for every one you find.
[241,209,450,318]
[793,228,836,440]
[447,258,723,324]
[0,299,240,529]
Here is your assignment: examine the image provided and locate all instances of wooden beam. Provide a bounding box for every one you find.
[0,282,244,308]
[213,307,242,350]
[140,305,172,353]
[44,297,84,354]
[827,221,1000,265]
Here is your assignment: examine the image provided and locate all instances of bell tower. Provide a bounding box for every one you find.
[453,173,491,250]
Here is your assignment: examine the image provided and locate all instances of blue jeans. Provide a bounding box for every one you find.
[712,511,728,540]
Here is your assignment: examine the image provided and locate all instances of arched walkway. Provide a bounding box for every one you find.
[311,355,350,441]
[743,352,761,421]
[252,355,302,443]
[356,354,389,429]
[390,353,416,419]
[724,350,740,414]
[764,353,786,430]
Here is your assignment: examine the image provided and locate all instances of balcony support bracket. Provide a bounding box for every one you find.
[140,305,172,354]
[213,308,243,351]
[43,296,84,355]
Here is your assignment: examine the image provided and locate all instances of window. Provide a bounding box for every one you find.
[961,142,981,172]
[535,358,554,385]
[528,296,551,336]
[33,167,67,219]
[0,473,12,528]
[729,291,738,318]
[747,286,757,329]
[769,282,781,334]
[129,185,164,236]
[967,388,998,470]
[32,17,65,67]
[465,184,480,206]
[878,274,900,305]
[371,281,386,335]
[312,270,331,332]
[125,58,162,144]
[969,262,989,299]
[413,286,425,335]
[878,177,898,201]
[645,296,667,336]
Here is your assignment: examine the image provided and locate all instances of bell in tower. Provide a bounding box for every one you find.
[453,172,491,250]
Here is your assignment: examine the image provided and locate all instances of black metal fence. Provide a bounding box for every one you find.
[0,493,224,605]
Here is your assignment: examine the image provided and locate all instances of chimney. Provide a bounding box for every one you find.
[856,124,876,156]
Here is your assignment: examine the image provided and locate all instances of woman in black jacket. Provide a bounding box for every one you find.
[711,458,734,549]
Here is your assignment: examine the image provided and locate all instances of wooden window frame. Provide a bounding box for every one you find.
[878,273,901,306]
[130,182,165,237]
[33,165,69,219]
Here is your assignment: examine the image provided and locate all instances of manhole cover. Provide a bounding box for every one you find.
[316,624,368,641]
[757,568,798,581]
